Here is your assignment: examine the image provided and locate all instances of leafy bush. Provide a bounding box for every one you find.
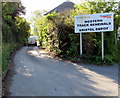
[2,2,30,72]
[2,43,17,71]
[31,1,119,65]
[81,54,119,65]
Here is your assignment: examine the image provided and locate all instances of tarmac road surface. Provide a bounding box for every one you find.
[9,46,118,96]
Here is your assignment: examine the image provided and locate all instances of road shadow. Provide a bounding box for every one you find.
[25,47,118,96]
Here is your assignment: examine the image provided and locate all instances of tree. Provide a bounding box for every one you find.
[15,17,30,44]
[30,1,120,64]
[30,10,47,35]
[2,2,30,72]
[2,2,30,44]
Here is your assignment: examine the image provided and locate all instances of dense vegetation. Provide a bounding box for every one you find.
[31,1,120,65]
[2,2,30,72]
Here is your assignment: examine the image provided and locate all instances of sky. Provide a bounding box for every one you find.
[21,0,82,19]
[21,0,119,20]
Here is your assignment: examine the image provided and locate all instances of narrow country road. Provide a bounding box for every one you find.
[9,46,118,96]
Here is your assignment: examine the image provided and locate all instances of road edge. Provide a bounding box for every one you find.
[2,47,21,97]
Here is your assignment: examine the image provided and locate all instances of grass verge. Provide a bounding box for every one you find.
[2,42,19,72]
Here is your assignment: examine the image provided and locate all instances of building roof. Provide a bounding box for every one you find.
[44,0,75,15]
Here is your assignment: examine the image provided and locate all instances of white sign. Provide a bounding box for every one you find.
[74,13,114,33]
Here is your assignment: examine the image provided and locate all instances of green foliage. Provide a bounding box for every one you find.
[81,54,119,65]
[75,1,119,65]
[66,34,79,56]
[2,2,30,44]
[103,55,118,65]
[15,17,30,44]
[46,11,60,21]
[2,43,17,71]
[2,2,30,72]
[30,10,47,35]
[31,1,119,65]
